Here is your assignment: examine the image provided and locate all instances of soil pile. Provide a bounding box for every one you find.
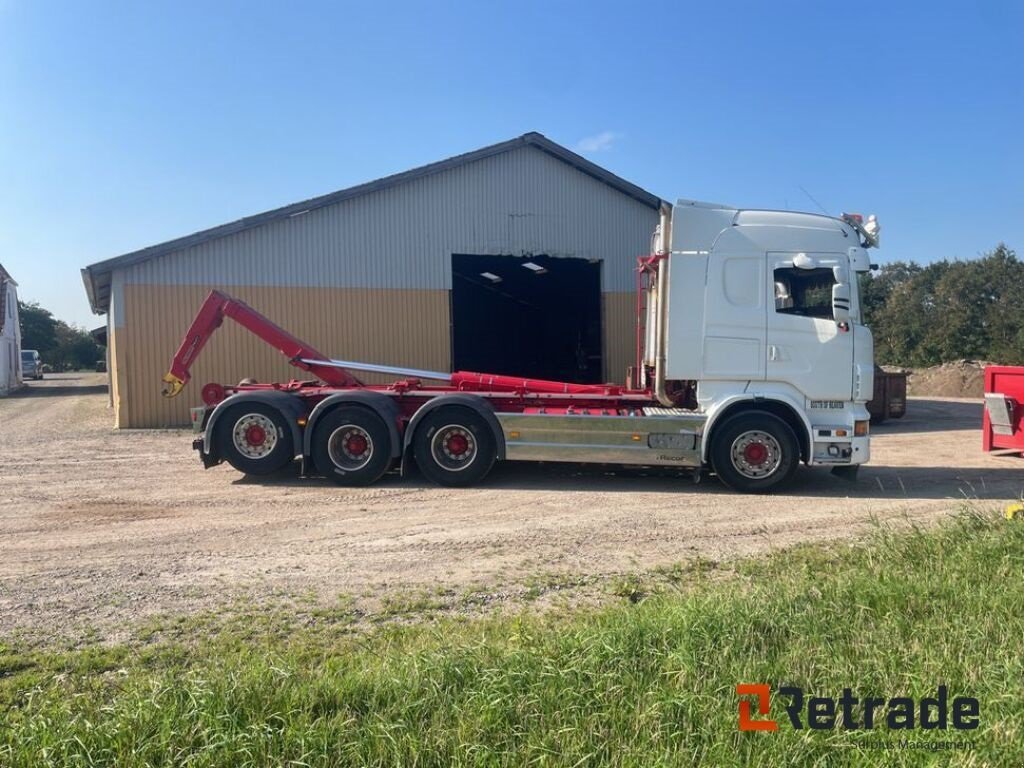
[892,360,992,398]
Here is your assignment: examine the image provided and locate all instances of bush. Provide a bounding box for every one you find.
[18,300,105,371]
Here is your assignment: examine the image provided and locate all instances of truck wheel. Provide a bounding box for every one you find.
[310,406,393,486]
[710,412,800,493]
[413,406,497,487]
[217,403,295,476]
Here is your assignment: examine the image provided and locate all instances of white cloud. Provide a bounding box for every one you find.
[574,131,620,153]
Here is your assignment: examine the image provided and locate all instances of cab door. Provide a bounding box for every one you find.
[766,253,853,400]
[700,253,766,381]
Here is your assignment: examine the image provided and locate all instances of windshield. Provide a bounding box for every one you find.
[21,351,35,362]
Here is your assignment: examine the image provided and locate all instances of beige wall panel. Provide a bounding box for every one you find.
[121,284,450,427]
[603,292,636,385]
[120,285,640,427]
[109,321,129,427]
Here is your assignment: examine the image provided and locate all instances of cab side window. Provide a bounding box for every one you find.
[773,267,835,320]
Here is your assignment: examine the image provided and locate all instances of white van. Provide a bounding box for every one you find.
[20,349,42,380]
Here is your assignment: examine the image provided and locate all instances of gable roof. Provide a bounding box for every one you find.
[81,132,665,314]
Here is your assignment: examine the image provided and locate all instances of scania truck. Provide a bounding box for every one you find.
[164,200,880,493]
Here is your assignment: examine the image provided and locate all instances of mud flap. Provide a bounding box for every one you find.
[194,437,221,469]
[830,465,860,481]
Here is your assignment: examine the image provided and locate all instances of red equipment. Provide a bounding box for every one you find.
[983,365,1024,456]
[162,290,362,396]
[163,290,646,413]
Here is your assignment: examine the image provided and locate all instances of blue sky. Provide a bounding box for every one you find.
[1,0,1021,327]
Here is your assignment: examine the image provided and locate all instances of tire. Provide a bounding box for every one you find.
[310,406,393,486]
[710,412,800,493]
[412,406,497,487]
[216,402,295,476]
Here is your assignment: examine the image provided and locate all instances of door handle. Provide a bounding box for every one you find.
[768,345,779,362]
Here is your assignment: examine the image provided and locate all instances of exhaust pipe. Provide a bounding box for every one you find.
[653,203,673,407]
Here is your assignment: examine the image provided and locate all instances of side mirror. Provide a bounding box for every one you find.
[832,281,851,324]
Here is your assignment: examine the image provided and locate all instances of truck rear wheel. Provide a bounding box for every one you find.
[310,406,393,486]
[413,406,497,487]
[710,412,800,493]
[217,403,295,476]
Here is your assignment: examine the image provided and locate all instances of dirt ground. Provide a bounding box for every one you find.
[2,373,1022,642]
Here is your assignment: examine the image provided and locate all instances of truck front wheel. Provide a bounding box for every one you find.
[710,412,800,493]
[310,406,393,486]
[413,406,497,487]
[217,403,295,476]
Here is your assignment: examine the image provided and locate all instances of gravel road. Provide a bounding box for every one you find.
[2,373,1021,641]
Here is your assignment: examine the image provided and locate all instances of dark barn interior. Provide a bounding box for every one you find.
[450,253,603,383]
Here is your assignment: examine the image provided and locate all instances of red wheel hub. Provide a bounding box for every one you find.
[446,433,470,456]
[245,424,267,446]
[743,442,768,465]
[346,434,368,456]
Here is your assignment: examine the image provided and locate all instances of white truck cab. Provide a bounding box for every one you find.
[642,200,878,489]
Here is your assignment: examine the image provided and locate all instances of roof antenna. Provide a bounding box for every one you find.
[797,185,830,216]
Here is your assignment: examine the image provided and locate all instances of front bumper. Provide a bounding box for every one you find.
[808,433,870,466]
[849,435,870,465]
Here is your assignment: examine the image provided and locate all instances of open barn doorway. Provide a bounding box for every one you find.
[450,254,603,384]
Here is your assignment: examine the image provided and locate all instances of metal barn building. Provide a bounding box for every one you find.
[82,133,664,428]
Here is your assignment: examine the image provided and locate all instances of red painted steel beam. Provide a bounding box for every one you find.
[162,290,362,397]
[450,370,623,396]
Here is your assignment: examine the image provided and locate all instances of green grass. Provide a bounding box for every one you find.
[1,510,1022,767]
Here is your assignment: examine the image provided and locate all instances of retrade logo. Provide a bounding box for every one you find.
[736,684,778,731]
[736,684,979,732]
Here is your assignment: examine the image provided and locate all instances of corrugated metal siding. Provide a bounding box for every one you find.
[112,145,658,426]
[603,292,637,386]
[119,284,450,427]
[120,146,656,292]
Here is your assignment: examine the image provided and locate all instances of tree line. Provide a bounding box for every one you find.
[859,244,1023,367]
[18,301,105,371]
